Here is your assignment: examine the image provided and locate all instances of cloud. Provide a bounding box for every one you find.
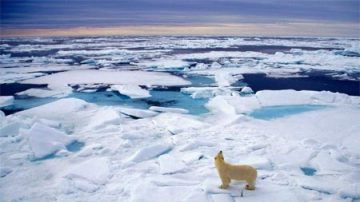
[1,0,359,29]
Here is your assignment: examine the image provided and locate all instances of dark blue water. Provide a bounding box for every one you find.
[242,73,360,96]
[0,83,48,96]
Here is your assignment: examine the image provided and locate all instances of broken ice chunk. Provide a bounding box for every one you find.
[21,122,76,159]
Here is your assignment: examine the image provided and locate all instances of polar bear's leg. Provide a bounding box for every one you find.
[219,176,231,189]
[245,180,255,190]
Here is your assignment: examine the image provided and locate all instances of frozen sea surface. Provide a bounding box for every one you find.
[0,36,359,202]
[249,105,327,120]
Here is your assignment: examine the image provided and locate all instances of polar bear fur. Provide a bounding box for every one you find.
[214,150,257,190]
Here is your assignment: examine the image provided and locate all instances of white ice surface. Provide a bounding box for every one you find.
[110,84,151,99]
[1,89,359,202]
[206,90,360,116]
[149,106,189,114]
[21,122,76,159]
[137,59,190,69]
[214,72,240,87]
[158,154,186,174]
[181,87,235,99]
[64,157,110,185]
[21,70,191,87]
[128,143,173,163]
[118,107,159,118]
[0,96,14,107]
[16,87,71,98]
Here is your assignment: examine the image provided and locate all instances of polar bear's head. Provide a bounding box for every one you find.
[214,150,224,163]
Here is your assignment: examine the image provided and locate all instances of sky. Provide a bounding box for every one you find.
[1,0,359,37]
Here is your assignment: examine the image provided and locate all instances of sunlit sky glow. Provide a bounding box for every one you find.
[1,0,359,37]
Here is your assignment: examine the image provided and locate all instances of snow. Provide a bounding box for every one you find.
[149,106,189,114]
[128,143,173,163]
[118,107,159,118]
[181,87,234,99]
[206,94,261,114]
[16,87,71,98]
[205,90,360,115]
[214,72,239,87]
[21,122,76,159]
[158,154,186,174]
[84,108,123,131]
[241,86,253,94]
[64,157,110,185]
[0,121,27,137]
[18,98,90,119]
[137,59,190,69]
[152,113,208,134]
[2,90,360,202]
[110,84,151,99]
[0,96,14,107]
[21,70,191,87]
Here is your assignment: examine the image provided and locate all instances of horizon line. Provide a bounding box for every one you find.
[1,23,359,38]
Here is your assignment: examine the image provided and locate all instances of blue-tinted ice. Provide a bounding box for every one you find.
[301,167,317,176]
[249,105,327,120]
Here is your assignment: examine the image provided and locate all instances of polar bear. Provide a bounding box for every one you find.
[214,150,257,190]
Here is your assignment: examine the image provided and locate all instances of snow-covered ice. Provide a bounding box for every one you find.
[22,70,191,87]
[110,84,151,99]
[128,143,173,163]
[21,122,76,159]
[1,36,359,202]
[0,96,14,107]
[149,106,189,114]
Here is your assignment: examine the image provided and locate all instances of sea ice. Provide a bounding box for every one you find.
[64,157,110,185]
[137,59,190,69]
[181,87,234,99]
[16,88,71,98]
[158,154,186,174]
[206,94,261,114]
[84,108,123,130]
[1,36,360,202]
[152,113,207,134]
[117,107,159,118]
[240,86,253,94]
[21,122,76,159]
[211,194,234,202]
[18,98,90,119]
[0,96,14,107]
[110,84,151,99]
[214,72,239,87]
[149,106,189,114]
[22,70,191,87]
[128,143,173,162]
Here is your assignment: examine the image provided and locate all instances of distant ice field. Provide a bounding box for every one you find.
[0,36,359,202]
[1,36,359,114]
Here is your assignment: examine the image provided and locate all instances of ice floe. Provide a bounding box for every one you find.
[64,157,110,185]
[22,70,191,87]
[21,122,76,159]
[149,106,189,114]
[137,59,190,69]
[16,87,71,98]
[128,143,173,163]
[110,84,151,99]
[0,96,14,107]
